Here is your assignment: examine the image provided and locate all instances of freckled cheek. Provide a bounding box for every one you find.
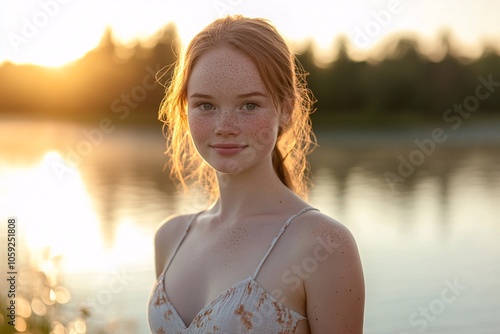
[247,116,279,152]
[188,115,214,144]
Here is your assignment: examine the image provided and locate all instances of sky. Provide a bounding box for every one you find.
[0,0,499,67]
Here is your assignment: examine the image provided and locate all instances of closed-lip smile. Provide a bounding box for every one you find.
[210,143,248,155]
[210,143,247,148]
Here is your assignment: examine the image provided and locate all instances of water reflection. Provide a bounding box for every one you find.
[23,151,103,272]
[308,144,500,239]
[1,119,499,333]
[306,143,500,333]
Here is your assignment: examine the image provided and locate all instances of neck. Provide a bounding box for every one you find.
[210,158,300,220]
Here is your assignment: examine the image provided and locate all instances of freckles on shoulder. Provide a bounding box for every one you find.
[299,213,360,260]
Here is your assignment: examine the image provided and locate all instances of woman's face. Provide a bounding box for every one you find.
[187,46,281,175]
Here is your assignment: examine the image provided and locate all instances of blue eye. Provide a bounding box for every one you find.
[242,103,257,111]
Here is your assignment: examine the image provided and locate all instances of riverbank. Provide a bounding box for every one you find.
[315,118,500,148]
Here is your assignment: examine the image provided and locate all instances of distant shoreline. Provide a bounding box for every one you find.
[315,119,500,147]
[2,112,499,150]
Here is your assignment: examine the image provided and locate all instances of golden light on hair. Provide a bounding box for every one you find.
[160,15,316,203]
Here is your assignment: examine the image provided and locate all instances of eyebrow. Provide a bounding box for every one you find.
[189,91,268,99]
[237,91,268,98]
[189,93,213,99]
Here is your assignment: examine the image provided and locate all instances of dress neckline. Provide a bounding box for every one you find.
[157,271,305,329]
[157,207,318,329]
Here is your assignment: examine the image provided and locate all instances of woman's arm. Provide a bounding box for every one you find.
[153,214,191,278]
[304,217,365,333]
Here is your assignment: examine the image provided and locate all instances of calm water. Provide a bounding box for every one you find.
[0,117,499,333]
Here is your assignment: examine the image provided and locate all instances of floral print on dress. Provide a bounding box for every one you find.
[148,208,317,333]
[234,304,253,330]
[148,275,306,333]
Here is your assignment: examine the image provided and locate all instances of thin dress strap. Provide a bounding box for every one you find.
[163,212,202,275]
[251,207,319,279]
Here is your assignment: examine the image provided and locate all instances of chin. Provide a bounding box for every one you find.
[203,150,272,175]
[210,159,245,174]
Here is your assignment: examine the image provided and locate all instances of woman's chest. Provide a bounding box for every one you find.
[163,226,309,326]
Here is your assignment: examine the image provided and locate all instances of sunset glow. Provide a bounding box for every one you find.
[1,0,499,67]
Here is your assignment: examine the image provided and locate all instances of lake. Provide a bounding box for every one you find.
[0,116,499,333]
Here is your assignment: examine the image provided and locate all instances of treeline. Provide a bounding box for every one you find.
[0,23,499,126]
[301,37,500,126]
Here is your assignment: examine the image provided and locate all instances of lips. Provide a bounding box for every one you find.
[210,143,247,156]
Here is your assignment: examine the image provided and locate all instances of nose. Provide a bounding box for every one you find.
[215,109,239,136]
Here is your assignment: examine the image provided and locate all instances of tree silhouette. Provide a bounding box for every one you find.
[0,23,498,127]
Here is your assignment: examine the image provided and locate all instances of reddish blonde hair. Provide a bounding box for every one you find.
[159,15,316,202]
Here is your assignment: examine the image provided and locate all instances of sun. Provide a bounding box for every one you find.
[9,41,97,68]
[4,26,103,68]
[0,0,104,67]
[1,0,498,67]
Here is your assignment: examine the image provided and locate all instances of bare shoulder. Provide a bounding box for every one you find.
[153,213,197,278]
[291,209,365,333]
[291,209,359,251]
[154,213,195,246]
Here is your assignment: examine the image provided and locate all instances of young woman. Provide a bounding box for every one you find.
[148,15,364,333]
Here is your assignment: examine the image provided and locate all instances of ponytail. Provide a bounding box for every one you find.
[272,145,292,191]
